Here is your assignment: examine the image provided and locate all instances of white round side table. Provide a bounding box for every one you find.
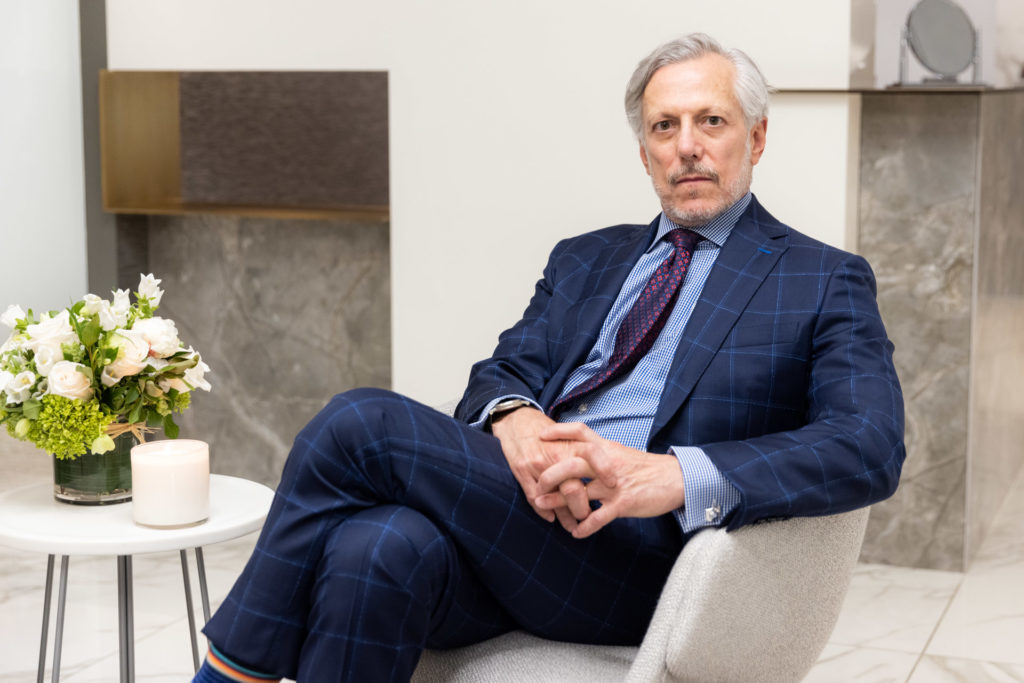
[0,474,274,683]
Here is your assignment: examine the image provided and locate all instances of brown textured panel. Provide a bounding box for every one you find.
[99,71,181,210]
[179,72,388,209]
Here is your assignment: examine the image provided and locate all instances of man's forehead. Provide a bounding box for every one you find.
[641,56,740,114]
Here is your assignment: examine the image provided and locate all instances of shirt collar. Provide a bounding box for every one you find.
[649,192,752,252]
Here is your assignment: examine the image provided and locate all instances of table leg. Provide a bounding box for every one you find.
[36,555,55,683]
[180,550,200,672]
[195,547,211,623]
[52,556,69,683]
[116,555,135,683]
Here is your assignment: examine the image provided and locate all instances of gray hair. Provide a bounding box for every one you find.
[624,33,771,140]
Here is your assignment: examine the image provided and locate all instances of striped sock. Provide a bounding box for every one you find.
[192,643,280,683]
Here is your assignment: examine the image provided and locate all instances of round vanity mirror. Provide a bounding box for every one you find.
[906,0,976,79]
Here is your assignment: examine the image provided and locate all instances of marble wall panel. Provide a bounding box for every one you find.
[967,91,1024,563]
[858,94,979,571]
[117,214,390,487]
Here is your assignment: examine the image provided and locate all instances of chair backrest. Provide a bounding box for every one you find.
[626,507,870,683]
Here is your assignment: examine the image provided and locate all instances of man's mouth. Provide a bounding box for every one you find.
[669,167,718,185]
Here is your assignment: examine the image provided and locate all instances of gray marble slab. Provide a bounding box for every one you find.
[858,94,978,570]
[117,214,391,487]
[858,91,1024,571]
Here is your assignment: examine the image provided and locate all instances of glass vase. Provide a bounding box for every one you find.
[52,431,137,505]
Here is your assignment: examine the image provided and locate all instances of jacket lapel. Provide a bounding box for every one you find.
[539,219,657,409]
[650,198,790,440]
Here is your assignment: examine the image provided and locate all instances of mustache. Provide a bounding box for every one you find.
[669,164,719,184]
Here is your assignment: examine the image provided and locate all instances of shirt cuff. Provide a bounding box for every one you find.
[670,446,742,533]
[469,395,543,429]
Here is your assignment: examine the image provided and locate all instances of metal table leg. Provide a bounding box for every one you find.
[36,555,55,683]
[180,550,200,672]
[116,555,134,683]
[195,547,211,623]
[52,556,69,683]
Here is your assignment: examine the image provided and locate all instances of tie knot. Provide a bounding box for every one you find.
[667,228,701,254]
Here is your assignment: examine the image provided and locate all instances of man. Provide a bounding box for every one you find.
[194,33,904,683]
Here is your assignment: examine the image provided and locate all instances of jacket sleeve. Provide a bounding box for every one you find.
[454,240,567,424]
[701,254,906,530]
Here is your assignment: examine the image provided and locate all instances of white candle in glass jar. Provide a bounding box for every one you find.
[130,439,210,527]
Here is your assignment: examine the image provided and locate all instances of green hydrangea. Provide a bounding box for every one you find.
[22,395,115,460]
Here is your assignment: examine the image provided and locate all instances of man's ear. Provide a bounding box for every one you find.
[749,118,767,166]
[639,141,651,175]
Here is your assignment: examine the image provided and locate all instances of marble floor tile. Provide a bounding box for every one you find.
[803,643,920,683]
[1,535,259,681]
[908,655,1024,682]
[926,471,1024,665]
[826,563,963,653]
[925,557,1024,664]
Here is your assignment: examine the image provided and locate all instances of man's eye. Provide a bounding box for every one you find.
[654,121,672,131]
[706,116,724,126]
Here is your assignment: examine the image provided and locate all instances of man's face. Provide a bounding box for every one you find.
[639,54,767,227]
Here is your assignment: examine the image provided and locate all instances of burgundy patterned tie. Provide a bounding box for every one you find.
[549,228,701,417]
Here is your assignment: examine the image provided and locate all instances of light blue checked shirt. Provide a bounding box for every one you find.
[478,194,749,533]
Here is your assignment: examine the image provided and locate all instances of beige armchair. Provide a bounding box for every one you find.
[413,506,868,683]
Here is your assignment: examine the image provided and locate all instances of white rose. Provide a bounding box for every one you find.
[81,294,104,316]
[33,343,64,377]
[158,376,190,393]
[132,317,180,358]
[46,361,94,401]
[0,369,13,402]
[100,330,150,387]
[5,370,37,404]
[138,274,164,307]
[183,357,212,392]
[0,330,21,355]
[1,305,25,329]
[25,310,77,353]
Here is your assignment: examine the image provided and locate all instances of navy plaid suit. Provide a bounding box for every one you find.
[458,196,904,527]
[204,196,903,681]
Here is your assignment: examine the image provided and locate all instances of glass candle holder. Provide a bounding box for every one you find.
[130,439,210,527]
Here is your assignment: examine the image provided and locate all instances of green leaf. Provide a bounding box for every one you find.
[128,401,143,424]
[80,318,101,347]
[162,414,179,439]
[22,399,42,420]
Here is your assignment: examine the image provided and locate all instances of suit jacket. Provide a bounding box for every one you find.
[455,196,905,530]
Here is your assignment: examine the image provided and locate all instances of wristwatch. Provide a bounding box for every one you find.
[486,398,533,427]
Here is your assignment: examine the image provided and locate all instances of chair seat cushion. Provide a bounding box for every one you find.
[412,631,636,683]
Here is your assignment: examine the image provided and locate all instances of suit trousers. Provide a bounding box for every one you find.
[202,388,683,682]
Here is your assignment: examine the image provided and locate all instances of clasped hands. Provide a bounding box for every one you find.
[491,407,684,538]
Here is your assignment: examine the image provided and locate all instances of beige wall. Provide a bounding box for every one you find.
[105,0,859,403]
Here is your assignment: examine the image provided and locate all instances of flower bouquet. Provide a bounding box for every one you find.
[0,274,211,503]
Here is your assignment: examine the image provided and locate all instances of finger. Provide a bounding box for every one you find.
[554,507,578,534]
[572,502,617,539]
[560,479,591,520]
[539,421,594,443]
[534,491,568,510]
[508,466,555,522]
[536,457,595,494]
[532,503,556,523]
[539,424,619,489]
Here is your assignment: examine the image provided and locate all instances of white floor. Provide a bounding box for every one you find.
[2,431,1024,682]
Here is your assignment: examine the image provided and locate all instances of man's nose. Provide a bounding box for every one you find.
[676,123,702,159]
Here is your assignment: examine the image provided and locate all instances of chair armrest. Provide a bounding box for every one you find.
[627,508,869,683]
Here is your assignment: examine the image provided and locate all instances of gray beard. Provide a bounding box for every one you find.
[656,158,753,227]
